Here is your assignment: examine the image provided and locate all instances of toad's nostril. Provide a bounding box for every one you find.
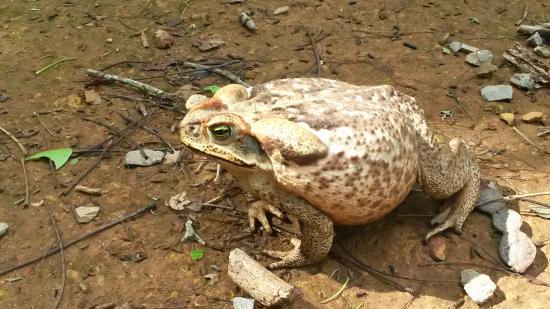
[185,125,200,137]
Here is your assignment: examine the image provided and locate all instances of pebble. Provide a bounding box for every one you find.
[448,41,462,53]
[522,111,544,123]
[476,182,506,214]
[125,149,165,166]
[0,92,10,102]
[499,113,515,126]
[427,235,447,261]
[273,6,290,15]
[492,208,522,233]
[239,12,256,31]
[154,29,174,49]
[0,222,8,237]
[526,32,543,47]
[74,206,100,223]
[198,39,226,52]
[465,49,493,66]
[460,269,496,304]
[510,73,535,90]
[232,297,255,309]
[534,46,550,58]
[499,231,537,273]
[106,38,113,43]
[481,85,513,101]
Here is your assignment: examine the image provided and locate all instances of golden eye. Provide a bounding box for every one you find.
[210,124,232,140]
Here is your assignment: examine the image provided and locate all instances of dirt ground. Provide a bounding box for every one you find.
[1,0,550,308]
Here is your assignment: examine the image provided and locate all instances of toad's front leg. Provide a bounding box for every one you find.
[263,197,334,269]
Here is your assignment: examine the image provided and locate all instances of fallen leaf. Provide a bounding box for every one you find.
[203,85,221,94]
[26,148,73,169]
[529,206,550,219]
[191,249,204,261]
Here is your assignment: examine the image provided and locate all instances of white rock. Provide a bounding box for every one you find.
[510,73,535,90]
[466,49,493,66]
[460,43,479,53]
[0,222,8,237]
[273,6,289,15]
[448,41,462,53]
[481,85,513,101]
[492,208,522,233]
[74,206,100,223]
[460,269,496,304]
[124,149,165,167]
[499,231,537,273]
[232,297,255,309]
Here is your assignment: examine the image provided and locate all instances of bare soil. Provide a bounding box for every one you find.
[1,0,549,308]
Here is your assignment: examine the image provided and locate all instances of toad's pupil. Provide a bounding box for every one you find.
[211,125,231,139]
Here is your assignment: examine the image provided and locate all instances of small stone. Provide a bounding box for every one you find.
[460,269,496,304]
[499,113,515,126]
[477,181,506,214]
[0,222,8,237]
[239,12,256,31]
[74,206,100,223]
[510,73,535,90]
[460,43,479,53]
[124,149,165,166]
[155,29,174,49]
[440,33,450,44]
[476,63,497,77]
[0,92,9,102]
[84,89,102,104]
[106,38,113,43]
[185,94,208,110]
[273,6,290,15]
[448,41,462,53]
[232,297,255,309]
[197,39,225,52]
[499,231,537,273]
[526,32,543,47]
[427,235,447,261]
[522,111,544,123]
[492,208,522,233]
[466,50,493,66]
[481,85,512,102]
[534,46,550,58]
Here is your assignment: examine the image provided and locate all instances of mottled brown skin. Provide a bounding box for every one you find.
[179,78,480,268]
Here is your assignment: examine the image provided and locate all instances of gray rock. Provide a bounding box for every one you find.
[534,46,550,58]
[124,149,165,167]
[526,32,543,47]
[460,43,479,53]
[197,39,226,52]
[460,269,496,304]
[481,85,513,101]
[448,41,462,53]
[0,222,8,237]
[233,297,255,309]
[499,231,537,273]
[273,6,289,15]
[510,73,535,90]
[492,208,522,233]
[476,184,506,214]
[466,50,493,66]
[74,206,100,223]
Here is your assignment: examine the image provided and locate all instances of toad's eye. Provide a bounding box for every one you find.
[210,124,233,140]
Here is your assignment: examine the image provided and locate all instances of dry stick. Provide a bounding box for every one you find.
[0,202,156,277]
[512,127,550,155]
[476,191,550,208]
[0,125,28,155]
[45,204,65,309]
[115,112,176,152]
[35,58,77,75]
[515,3,529,26]
[178,61,251,87]
[49,159,59,189]
[301,24,322,77]
[20,158,30,207]
[34,112,59,139]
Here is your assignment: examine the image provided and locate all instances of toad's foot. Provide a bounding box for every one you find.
[264,238,308,269]
[248,200,285,234]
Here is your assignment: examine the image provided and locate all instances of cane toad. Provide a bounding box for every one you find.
[179,78,480,268]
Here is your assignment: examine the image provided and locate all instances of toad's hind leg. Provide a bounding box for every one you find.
[419,138,480,240]
[264,197,334,269]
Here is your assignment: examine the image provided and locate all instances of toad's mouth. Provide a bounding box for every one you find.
[181,142,257,169]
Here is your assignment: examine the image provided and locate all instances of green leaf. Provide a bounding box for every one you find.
[70,158,80,165]
[442,47,451,55]
[26,148,73,169]
[530,206,550,219]
[191,248,204,260]
[203,85,221,94]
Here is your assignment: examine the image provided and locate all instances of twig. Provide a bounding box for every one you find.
[115,112,176,152]
[320,276,349,304]
[537,129,550,137]
[301,24,322,77]
[0,202,156,277]
[45,204,66,309]
[33,112,59,139]
[512,126,550,154]
[35,58,77,75]
[20,158,30,207]
[49,159,59,189]
[86,69,180,102]
[515,3,529,26]
[178,61,251,87]
[476,191,550,208]
[0,125,28,155]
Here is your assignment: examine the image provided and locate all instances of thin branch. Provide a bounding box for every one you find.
[0,125,28,155]
[301,24,322,77]
[515,3,529,26]
[0,202,156,277]
[178,61,251,87]
[20,158,30,207]
[512,126,550,154]
[45,204,66,309]
[35,58,77,75]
